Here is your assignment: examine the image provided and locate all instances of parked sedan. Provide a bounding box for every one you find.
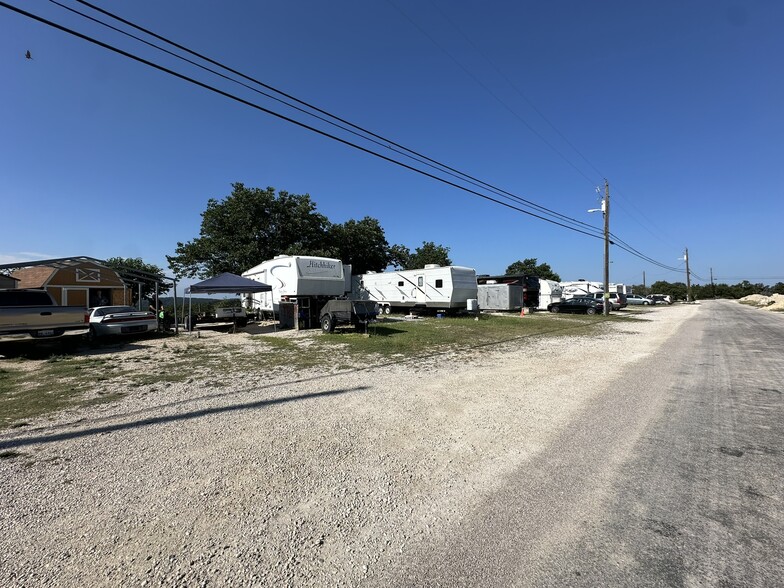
[626,294,653,306]
[547,297,604,315]
[87,306,157,341]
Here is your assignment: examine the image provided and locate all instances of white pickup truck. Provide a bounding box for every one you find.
[0,289,89,343]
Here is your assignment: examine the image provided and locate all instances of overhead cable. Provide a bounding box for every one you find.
[2,1,604,241]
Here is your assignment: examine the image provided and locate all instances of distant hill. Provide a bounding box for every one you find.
[159,296,242,310]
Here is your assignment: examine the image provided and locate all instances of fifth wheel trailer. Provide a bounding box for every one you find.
[242,256,350,325]
[353,265,477,313]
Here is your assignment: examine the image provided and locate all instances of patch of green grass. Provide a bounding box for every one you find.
[0,356,132,430]
[311,313,610,360]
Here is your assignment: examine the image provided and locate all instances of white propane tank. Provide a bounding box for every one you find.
[466,298,478,312]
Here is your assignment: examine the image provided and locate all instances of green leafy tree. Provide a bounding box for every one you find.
[404,241,452,269]
[104,256,169,304]
[327,217,390,274]
[167,183,330,278]
[505,258,561,281]
[772,282,784,295]
[388,244,412,269]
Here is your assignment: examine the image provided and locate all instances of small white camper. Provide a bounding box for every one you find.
[538,279,563,310]
[243,255,349,313]
[354,265,477,313]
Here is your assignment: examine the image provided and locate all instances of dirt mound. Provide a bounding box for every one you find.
[739,293,784,311]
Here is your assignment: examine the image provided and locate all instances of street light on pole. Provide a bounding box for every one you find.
[588,180,610,316]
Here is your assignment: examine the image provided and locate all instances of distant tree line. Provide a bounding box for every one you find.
[631,280,784,300]
[166,183,453,278]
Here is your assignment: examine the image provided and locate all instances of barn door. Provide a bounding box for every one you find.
[63,288,88,308]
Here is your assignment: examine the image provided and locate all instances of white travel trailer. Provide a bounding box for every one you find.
[243,255,349,313]
[354,265,478,314]
[538,279,563,310]
[560,280,626,300]
[560,280,604,299]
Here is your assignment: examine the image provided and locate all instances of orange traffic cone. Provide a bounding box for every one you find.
[520,305,525,317]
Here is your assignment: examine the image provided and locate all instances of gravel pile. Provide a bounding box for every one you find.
[0,305,696,586]
[739,293,784,311]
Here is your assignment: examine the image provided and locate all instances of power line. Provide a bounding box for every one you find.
[2,1,604,241]
[59,0,604,236]
[5,1,684,273]
[388,0,600,187]
[423,0,677,248]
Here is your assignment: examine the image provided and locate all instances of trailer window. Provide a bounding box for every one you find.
[435,279,443,288]
[417,277,423,287]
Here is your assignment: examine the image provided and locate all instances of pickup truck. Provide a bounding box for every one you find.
[0,289,89,343]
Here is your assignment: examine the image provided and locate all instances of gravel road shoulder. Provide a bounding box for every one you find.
[0,305,697,586]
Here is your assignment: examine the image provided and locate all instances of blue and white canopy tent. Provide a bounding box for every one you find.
[185,272,271,332]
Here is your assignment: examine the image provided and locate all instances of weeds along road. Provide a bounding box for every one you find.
[0,301,781,586]
[381,300,784,587]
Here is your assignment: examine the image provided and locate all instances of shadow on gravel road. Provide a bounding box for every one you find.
[0,385,368,450]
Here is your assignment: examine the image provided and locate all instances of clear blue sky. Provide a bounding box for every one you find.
[2,0,782,291]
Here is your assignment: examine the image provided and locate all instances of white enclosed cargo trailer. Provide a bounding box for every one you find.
[354,265,477,313]
[242,255,349,313]
[477,282,523,311]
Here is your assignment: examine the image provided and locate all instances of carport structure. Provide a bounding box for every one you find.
[185,272,271,333]
[0,256,181,332]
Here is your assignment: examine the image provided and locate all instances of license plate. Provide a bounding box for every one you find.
[37,329,55,337]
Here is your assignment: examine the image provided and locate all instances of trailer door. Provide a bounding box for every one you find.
[414,273,427,304]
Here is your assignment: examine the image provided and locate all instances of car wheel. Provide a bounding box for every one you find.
[586,307,597,315]
[550,306,560,313]
[321,315,335,333]
[643,301,650,305]
[86,326,98,343]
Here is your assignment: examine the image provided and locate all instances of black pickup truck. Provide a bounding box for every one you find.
[319,300,378,333]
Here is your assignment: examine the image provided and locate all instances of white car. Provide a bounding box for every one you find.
[647,294,673,305]
[87,306,158,341]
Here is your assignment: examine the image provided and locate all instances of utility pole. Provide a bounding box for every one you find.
[603,180,610,316]
[643,271,646,294]
[684,247,692,302]
[710,267,715,299]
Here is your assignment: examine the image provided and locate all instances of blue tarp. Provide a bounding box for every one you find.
[186,272,271,294]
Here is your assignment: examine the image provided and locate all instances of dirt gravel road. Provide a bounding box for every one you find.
[0,305,695,586]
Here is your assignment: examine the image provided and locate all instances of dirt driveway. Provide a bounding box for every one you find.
[0,305,696,586]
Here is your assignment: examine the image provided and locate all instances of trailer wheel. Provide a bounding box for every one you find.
[321,315,335,333]
[383,305,391,315]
